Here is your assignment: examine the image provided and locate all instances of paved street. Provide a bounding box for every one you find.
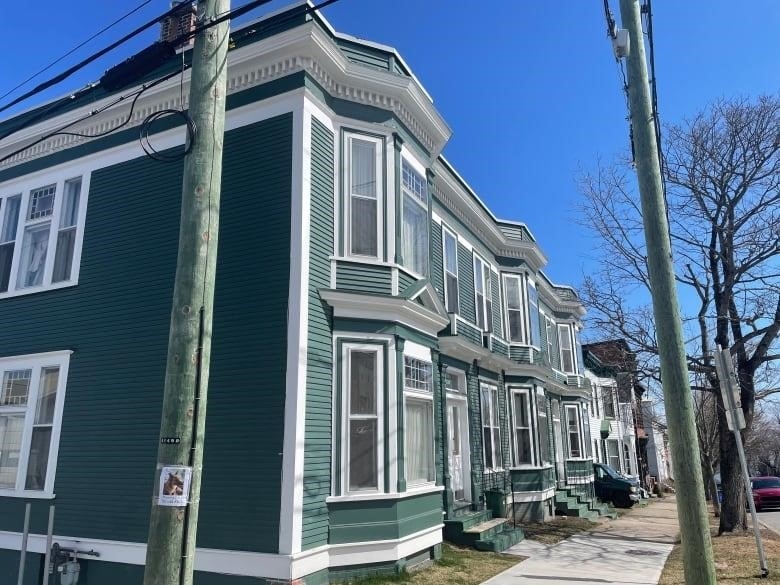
[759,510,780,535]
[482,498,679,585]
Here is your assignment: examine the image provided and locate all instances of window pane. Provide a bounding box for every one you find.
[60,178,82,228]
[1,369,31,406]
[350,196,377,256]
[0,243,14,293]
[350,351,376,415]
[0,414,24,489]
[538,413,550,464]
[17,223,50,288]
[444,231,457,274]
[514,394,528,427]
[402,194,428,275]
[445,274,459,313]
[1,195,21,242]
[27,184,56,220]
[404,357,432,392]
[349,420,377,490]
[490,389,499,426]
[35,367,59,425]
[351,139,376,198]
[567,407,581,458]
[528,284,541,346]
[508,310,523,342]
[516,429,532,465]
[492,428,502,467]
[474,259,484,292]
[475,294,485,330]
[52,228,76,283]
[446,372,463,393]
[24,427,52,490]
[483,427,494,469]
[480,387,490,420]
[405,399,433,483]
[402,162,427,205]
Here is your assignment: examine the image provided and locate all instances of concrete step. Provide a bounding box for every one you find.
[474,526,525,552]
[443,508,495,545]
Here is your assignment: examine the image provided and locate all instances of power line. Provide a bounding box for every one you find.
[0,0,153,105]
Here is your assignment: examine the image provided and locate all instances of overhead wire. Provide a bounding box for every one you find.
[0,0,153,105]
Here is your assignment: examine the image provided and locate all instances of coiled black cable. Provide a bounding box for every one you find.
[139,108,196,162]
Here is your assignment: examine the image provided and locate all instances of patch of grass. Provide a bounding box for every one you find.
[521,516,597,545]
[660,510,780,584]
[348,544,521,585]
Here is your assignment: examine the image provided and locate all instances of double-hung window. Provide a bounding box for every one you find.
[606,439,621,471]
[602,387,616,419]
[0,351,70,495]
[558,324,576,374]
[527,280,541,346]
[545,317,555,365]
[344,345,384,493]
[512,389,533,466]
[401,161,428,276]
[480,383,501,469]
[474,255,492,332]
[565,404,583,459]
[345,134,383,258]
[442,227,459,313]
[0,176,85,297]
[503,275,525,342]
[404,356,434,485]
[537,394,551,465]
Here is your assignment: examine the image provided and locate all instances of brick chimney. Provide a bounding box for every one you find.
[160,1,197,48]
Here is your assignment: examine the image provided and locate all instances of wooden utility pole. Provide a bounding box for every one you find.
[142,1,230,584]
[617,0,716,583]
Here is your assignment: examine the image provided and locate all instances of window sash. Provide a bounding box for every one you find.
[481,384,502,469]
[512,390,534,466]
[443,228,459,313]
[606,439,621,471]
[504,275,525,342]
[527,282,541,347]
[346,135,382,259]
[401,161,428,276]
[603,387,616,419]
[474,256,492,331]
[558,324,575,374]
[405,397,434,485]
[565,405,582,459]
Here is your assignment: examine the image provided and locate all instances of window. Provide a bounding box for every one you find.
[445,370,465,394]
[537,395,551,465]
[512,390,533,466]
[401,161,428,276]
[345,134,382,258]
[606,439,621,471]
[0,176,85,296]
[503,275,525,342]
[581,408,592,457]
[480,383,501,469]
[603,387,616,419]
[0,351,70,495]
[565,404,583,459]
[344,346,384,493]
[545,317,555,365]
[404,356,434,485]
[442,227,459,313]
[527,281,541,346]
[558,324,575,374]
[474,255,492,332]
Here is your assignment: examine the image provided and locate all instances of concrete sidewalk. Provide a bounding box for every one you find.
[482,497,679,585]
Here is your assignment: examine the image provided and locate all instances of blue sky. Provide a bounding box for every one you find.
[1,0,778,287]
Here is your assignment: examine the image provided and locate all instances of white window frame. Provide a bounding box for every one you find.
[511,388,535,467]
[445,368,466,394]
[503,273,526,343]
[558,324,576,374]
[0,350,71,498]
[341,343,385,495]
[400,157,429,277]
[0,172,90,299]
[473,254,492,332]
[403,355,435,487]
[564,404,584,459]
[606,438,621,471]
[480,382,502,470]
[442,225,459,314]
[344,133,384,260]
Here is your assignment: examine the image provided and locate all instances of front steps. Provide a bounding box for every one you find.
[554,487,618,520]
[444,507,524,552]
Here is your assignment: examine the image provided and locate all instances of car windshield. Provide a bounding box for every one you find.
[752,478,780,489]
[599,464,621,479]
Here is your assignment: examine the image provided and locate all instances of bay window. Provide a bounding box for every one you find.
[442,227,459,313]
[345,134,383,259]
[480,383,501,469]
[511,389,533,466]
[401,161,428,276]
[0,175,86,297]
[404,356,434,485]
[0,351,70,495]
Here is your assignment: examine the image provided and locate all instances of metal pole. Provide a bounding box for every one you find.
[41,505,55,585]
[734,424,769,577]
[17,503,30,585]
[617,1,716,582]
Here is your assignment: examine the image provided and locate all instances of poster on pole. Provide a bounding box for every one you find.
[156,465,192,507]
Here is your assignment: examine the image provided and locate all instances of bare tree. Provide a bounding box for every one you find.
[579,95,780,533]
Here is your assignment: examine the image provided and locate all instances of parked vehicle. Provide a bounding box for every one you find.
[751,476,780,512]
[594,463,640,508]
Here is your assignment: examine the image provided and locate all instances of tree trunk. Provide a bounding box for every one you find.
[702,458,720,517]
[717,397,747,533]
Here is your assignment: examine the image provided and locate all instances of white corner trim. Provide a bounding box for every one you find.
[279,96,310,556]
[325,484,443,504]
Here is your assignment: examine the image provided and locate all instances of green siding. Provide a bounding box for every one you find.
[0,115,292,554]
[429,221,445,304]
[457,243,475,323]
[337,39,392,71]
[490,270,502,337]
[398,268,417,293]
[328,492,442,543]
[302,118,335,550]
[336,261,392,295]
[510,467,556,492]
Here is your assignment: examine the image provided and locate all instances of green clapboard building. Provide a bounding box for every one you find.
[0,3,611,583]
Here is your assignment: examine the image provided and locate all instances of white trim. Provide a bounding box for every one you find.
[511,487,555,503]
[325,484,443,503]
[565,474,595,485]
[0,524,443,580]
[278,97,310,556]
[431,210,442,225]
[402,340,431,362]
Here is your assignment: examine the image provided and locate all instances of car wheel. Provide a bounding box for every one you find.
[614,493,632,508]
